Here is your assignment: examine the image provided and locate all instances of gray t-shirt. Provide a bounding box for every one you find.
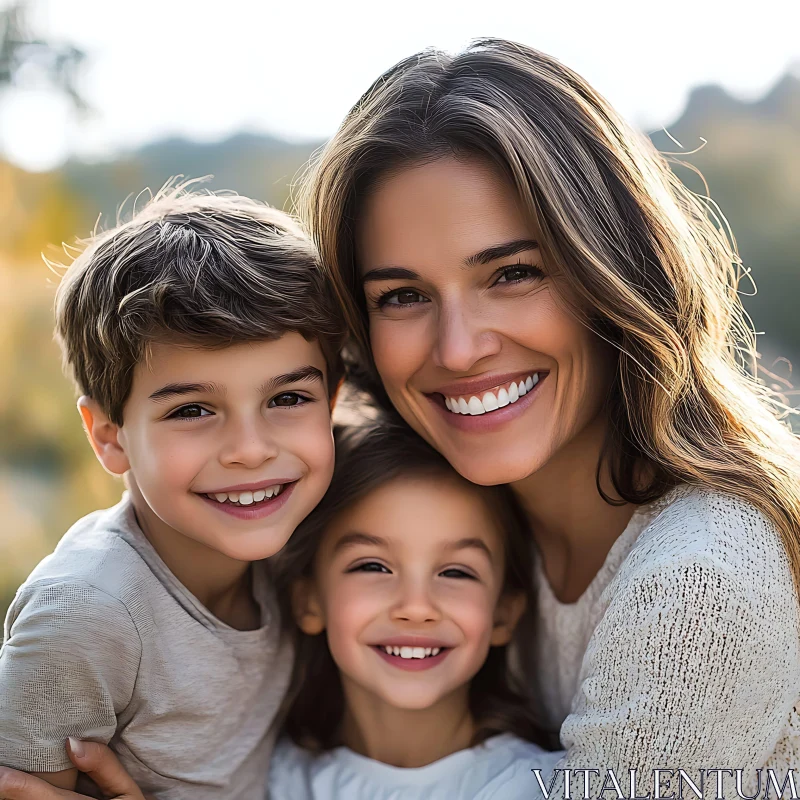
[0,495,293,799]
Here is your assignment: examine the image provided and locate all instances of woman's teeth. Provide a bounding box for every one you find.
[205,484,284,505]
[444,373,539,415]
[380,645,441,659]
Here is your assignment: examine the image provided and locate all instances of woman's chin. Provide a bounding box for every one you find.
[439,447,546,487]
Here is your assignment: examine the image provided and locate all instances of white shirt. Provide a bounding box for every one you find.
[268,734,563,800]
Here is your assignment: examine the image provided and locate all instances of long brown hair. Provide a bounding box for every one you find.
[273,418,549,750]
[298,39,800,597]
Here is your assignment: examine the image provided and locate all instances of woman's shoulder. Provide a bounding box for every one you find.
[624,485,791,586]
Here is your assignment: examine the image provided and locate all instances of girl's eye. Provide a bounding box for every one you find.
[378,288,428,308]
[268,392,309,408]
[439,568,476,580]
[169,404,211,419]
[349,561,391,574]
[492,264,544,286]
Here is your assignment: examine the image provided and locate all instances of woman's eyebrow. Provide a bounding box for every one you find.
[464,238,539,267]
[149,382,223,402]
[260,365,324,394]
[362,266,421,283]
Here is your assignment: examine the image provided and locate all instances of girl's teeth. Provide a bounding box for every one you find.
[381,645,443,659]
[446,374,539,415]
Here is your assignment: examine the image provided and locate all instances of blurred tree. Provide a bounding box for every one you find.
[0,1,85,107]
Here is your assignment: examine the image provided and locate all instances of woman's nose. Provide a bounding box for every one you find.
[432,301,502,373]
[219,417,280,469]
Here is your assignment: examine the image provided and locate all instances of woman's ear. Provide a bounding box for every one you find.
[291,578,326,636]
[77,397,130,476]
[490,591,527,646]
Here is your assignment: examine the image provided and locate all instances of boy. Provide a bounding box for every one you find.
[0,189,344,798]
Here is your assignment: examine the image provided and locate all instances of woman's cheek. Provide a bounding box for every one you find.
[370,317,427,396]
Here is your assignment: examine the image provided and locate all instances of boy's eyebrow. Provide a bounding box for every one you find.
[261,365,325,394]
[444,537,494,563]
[149,382,223,402]
[332,532,387,554]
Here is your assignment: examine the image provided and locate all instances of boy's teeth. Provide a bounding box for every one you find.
[445,374,539,415]
[206,484,285,505]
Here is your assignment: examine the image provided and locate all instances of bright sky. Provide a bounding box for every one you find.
[2,0,799,171]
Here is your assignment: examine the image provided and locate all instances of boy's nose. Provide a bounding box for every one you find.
[219,419,280,468]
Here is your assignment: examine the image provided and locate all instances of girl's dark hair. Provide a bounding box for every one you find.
[273,415,548,750]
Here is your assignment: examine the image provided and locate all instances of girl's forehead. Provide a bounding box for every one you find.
[319,475,506,564]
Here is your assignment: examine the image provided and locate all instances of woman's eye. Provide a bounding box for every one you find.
[169,404,211,419]
[350,562,391,574]
[268,392,308,408]
[378,288,428,308]
[493,265,544,286]
[439,568,475,580]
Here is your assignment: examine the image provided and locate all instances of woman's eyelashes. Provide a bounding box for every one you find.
[373,287,429,309]
[491,263,545,286]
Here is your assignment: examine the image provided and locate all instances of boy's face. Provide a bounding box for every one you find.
[294,475,524,713]
[85,333,334,562]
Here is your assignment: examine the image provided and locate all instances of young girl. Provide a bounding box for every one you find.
[267,420,563,799]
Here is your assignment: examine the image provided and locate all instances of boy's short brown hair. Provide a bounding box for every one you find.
[55,187,344,425]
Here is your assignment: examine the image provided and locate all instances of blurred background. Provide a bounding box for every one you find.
[1,0,799,619]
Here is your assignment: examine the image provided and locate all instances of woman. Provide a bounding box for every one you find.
[2,38,799,800]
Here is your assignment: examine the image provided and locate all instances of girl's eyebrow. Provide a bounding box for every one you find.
[332,532,387,553]
[444,537,494,564]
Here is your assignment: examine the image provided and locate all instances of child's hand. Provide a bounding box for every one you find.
[0,739,150,800]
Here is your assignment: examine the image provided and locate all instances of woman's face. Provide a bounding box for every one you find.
[357,155,615,486]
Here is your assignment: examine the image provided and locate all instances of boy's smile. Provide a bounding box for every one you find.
[83,332,335,571]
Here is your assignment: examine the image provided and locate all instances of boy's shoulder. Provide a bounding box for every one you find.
[16,494,155,608]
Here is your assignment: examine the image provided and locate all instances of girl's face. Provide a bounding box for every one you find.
[294,475,523,712]
[357,156,616,486]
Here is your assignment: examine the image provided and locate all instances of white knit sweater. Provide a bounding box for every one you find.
[526,485,800,796]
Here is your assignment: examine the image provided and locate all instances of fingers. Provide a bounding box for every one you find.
[66,741,144,800]
[0,767,70,799]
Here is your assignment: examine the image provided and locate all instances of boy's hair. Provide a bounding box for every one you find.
[55,186,345,425]
[274,416,548,750]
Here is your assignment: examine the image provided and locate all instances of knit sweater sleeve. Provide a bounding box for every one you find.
[556,491,800,786]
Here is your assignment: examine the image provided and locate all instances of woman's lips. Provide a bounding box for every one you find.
[428,372,547,432]
[372,645,451,671]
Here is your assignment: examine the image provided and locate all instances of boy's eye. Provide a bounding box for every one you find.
[439,568,476,580]
[169,404,211,419]
[268,392,308,408]
[349,561,391,574]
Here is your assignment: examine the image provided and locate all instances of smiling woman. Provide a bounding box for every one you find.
[300,38,800,793]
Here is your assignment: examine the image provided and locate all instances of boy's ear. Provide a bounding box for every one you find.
[77,396,130,476]
[291,578,326,636]
[490,591,527,647]
[329,376,346,412]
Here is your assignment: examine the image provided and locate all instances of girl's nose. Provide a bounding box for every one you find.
[431,301,502,373]
[219,417,280,469]
[390,579,442,624]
